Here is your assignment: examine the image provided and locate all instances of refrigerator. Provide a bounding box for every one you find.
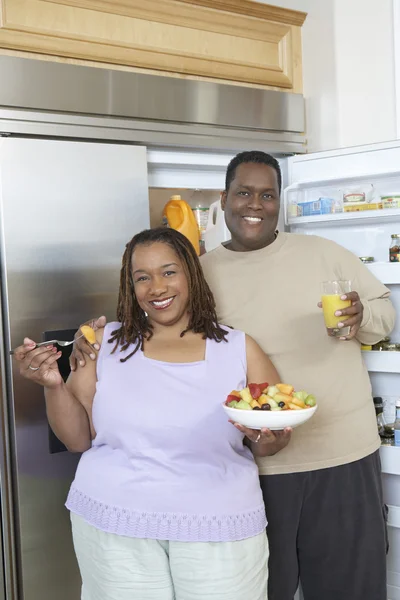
[0,137,150,599]
[1,133,400,600]
[164,140,400,600]
[284,142,400,600]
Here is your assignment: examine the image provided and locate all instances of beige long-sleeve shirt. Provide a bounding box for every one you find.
[200,232,396,475]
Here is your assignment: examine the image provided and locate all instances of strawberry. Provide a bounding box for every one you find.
[248,383,262,400]
[258,382,269,393]
[226,394,241,405]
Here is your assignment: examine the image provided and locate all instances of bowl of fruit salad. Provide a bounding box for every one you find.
[223,382,317,430]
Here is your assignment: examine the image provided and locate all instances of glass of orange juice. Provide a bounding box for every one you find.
[321,280,352,337]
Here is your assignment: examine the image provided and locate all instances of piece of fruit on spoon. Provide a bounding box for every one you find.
[80,325,97,345]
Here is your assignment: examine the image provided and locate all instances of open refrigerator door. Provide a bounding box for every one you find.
[284,140,400,600]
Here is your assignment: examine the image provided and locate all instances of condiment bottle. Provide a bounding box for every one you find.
[394,399,400,447]
[373,397,385,437]
[389,234,400,262]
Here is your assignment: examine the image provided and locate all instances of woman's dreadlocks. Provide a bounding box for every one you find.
[109,227,229,362]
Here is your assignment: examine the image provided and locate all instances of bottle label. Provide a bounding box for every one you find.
[395,429,400,447]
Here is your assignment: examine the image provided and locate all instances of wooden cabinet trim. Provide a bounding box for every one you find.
[0,0,306,91]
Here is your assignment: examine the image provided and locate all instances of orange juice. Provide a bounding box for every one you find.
[321,294,351,328]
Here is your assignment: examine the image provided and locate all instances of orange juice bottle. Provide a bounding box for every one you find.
[163,195,200,255]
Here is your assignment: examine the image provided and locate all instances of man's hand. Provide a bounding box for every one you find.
[69,316,107,371]
[318,291,364,341]
[230,421,292,457]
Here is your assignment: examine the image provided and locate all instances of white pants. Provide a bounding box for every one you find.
[71,513,269,600]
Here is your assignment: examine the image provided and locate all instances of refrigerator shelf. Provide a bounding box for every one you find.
[366,262,400,285]
[287,207,400,226]
[380,445,400,476]
[362,351,400,373]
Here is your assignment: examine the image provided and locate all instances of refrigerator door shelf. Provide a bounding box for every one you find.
[362,351,400,374]
[286,207,400,227]
[380,446,400,476]
[366,262,400,285]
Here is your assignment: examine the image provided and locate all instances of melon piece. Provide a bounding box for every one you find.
[276,383,294,395]
[291,397,306,409]
[288,403,303,411]
[259,394,271,406]
[305,394,317,407]
[274,392,293,405]
[293,391,309,403]
[250,400,261,409]
[266,385,279,398]
[239,387,253,404]
[80,325,96,345]
[236,400,252,411]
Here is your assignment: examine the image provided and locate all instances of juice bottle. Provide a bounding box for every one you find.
[163,195,200,255]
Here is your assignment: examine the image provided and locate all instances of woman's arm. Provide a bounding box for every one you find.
[15,329,103,452]
[45,379,93,453]
[46,346,99,452]
[57,327,104,449]
[245,334,280,387]
[233,335,291,458]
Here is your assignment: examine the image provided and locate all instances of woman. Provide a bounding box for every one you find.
[14,227,291,600]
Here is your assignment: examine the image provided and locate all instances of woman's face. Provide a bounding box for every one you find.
[131,242,190,328]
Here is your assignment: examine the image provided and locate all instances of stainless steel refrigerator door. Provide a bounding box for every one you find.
[0,137,150,599]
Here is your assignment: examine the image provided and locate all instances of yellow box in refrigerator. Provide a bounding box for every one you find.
[344,202,383,212]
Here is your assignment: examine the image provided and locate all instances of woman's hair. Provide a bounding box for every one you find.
[109,227,228,361]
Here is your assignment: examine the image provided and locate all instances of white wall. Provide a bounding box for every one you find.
[256,0,339,152]
[334,0,396,148]
[256,0,397,152]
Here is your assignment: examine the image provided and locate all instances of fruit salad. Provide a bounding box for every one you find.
[225,383,316,412]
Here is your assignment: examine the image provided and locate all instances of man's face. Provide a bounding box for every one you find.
[221,162,280,252]
[221,163,280,252]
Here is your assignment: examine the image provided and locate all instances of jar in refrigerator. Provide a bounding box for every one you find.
[373,397,385,437]
[390,234,400,262]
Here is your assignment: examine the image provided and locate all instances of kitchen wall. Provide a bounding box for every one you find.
[334,0,396,148]
[257,0,397,152]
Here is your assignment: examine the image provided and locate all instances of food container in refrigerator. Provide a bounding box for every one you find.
[343,184,379,212]
[297,197,334,217]
[381,195,400,209]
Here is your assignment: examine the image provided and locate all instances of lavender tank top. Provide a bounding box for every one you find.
[66,322,266,542]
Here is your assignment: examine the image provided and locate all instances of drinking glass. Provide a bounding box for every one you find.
[321,280,352,337]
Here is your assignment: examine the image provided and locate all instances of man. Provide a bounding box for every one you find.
[71,151,394,600]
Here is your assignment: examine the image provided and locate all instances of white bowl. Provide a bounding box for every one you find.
[223,403,318,430]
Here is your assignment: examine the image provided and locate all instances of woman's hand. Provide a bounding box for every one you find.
[14,338,63,389]
[230,421,292,457]
[69,316,107,371]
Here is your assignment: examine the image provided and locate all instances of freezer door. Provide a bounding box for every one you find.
[0,138,149,599]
